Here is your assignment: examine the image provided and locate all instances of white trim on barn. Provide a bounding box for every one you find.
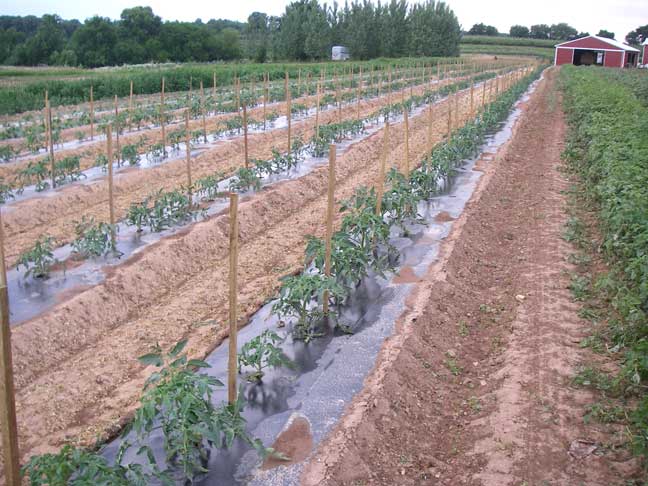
[554,35,639,52]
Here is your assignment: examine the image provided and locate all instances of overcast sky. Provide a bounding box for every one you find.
[3,0,647,41]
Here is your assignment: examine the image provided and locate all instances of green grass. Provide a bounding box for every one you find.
[461,35,556,48]
[561,64,648,458]
[0,57,451,116]
[460,43,553,60]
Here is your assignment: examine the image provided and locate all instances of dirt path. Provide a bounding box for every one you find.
[300,68,641,485]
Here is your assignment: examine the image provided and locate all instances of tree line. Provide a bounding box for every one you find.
[469,21,648,45]
[0,0,461,68]
[0,8,245,67]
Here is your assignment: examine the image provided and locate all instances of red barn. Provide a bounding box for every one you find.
[643,39,648,66]
[554,35,639,68]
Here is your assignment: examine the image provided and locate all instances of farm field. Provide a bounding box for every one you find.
[1,52,646,486]
[0,54,537,481]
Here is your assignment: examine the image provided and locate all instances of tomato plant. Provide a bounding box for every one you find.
[72,216,119,258]
[272,273,346,341]
[17,235,59,279]
[238,330,293,383]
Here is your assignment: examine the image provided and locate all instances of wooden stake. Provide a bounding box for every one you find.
[160,77,166,156]
[403,105,410,178]
[356,83,360,120]
[427,103,433,153]
[243,104,249,168]
[200,80,207,143]
[297,69,301,97]
[481,80,486,108]
[376,120,389,216]
[114,96,121,166]
[185,110,192,197]
[263,73,268,130]
[89,85,94,141]
[315,82,321,138]
[447,97,452,140]
[213,71,217,99]
[236,77,241,113]
[128,80,133,132]
[323,144,336,315]
[46,99,55,188]
[0,206,19,486]
[227,192,239,404]
[336,83,341,123]
[106,126,116,249]
[454,88,459,129]
[285,72,291,153]
[470,79,475,118]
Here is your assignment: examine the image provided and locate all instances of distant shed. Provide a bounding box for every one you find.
[554,35,639,68]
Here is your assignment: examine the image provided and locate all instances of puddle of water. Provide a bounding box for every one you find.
[97,71,542,485]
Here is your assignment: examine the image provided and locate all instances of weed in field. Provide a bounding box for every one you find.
[569,273,591,301]
[583,402,626,424]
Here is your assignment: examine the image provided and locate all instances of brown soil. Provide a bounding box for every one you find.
[300,68,642,485]
[262,416,314,470]
[1,67,515,472]
[1,72,488,267]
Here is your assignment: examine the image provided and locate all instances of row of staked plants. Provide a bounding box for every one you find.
[0,60,485,139]
[560,66,648,458]
[20,65,542,485]
[272,66,543,342]
[0,63,519,163]
[14,66,516,281]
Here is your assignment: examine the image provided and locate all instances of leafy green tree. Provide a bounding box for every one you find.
[468,22,498,36]
[625,24,648,45]
[275,0,331,60]
[380,0,409,57]
[245,12,269,62]
[597,29,615,39]
[409,1,460,57]
[70,16,116,67]
[550,22,577,40]
[18,14,67,65]
[509,25,529,38]
[342,0,380,60]
[530,23,550,39]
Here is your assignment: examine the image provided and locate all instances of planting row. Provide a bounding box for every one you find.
[19,64,544,485]
[12,68,519,282]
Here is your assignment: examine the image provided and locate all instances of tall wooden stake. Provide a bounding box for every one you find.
[128,80,133,132]
[315,82,321,138]
[427,103,433,153]
[213,71,217,100]
[285,73,291,153]
[46,99,55,188]
[376,120,389,216]
[470,79,475,118]
[243,104,249,168]
[227,192,239,404]
[114,96,121,166]
[106,126,116,249]
[323,144,336,315]
[160,78,167,156]
[403,106,410,178]
[89,85,95,141]
[185,110,192,197]
[200,81,207,143]
[447,97,452,140]
[0,207,19,486]
[263,73,268,130]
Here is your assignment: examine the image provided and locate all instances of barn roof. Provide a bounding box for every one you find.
[555,35,639,52]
